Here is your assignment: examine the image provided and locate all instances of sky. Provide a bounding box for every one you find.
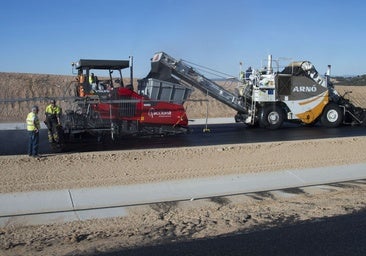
[1,0,365,78]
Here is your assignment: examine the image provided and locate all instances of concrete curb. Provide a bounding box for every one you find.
[0,122,47,130]
[0,190,72,216]
[1,163,365,227]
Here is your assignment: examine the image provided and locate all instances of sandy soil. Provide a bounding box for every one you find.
[1,137,366,255]
[1,72,366,255]
[1,172,366,256]
[0,137,366,194]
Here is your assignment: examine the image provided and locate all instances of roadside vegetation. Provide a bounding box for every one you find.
[333,75,366,86]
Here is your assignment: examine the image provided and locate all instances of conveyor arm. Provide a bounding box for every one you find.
[151,52,247,113]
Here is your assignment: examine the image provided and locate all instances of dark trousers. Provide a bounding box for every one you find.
[46,118,59,143]
[28,131,39,156]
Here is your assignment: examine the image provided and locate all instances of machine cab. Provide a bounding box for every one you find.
[72,58,133,98]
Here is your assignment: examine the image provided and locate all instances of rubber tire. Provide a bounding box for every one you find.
[320,103,343,128]
[259,105,285,130]
[361,111,366,127]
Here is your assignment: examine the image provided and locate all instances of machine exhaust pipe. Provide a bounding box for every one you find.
[267,55,273,74]
[129,56,134,87]
[326,65,331,76]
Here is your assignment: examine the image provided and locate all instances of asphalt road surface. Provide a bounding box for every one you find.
[88,209,366,256]
[1,123,366,155]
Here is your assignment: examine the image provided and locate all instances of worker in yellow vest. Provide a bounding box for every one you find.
[89,72,97,90]
[45,99,62,144]
[26,105,41,157]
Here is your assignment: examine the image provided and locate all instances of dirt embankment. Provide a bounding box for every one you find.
[1,72,366,123]
[0,72,238,122]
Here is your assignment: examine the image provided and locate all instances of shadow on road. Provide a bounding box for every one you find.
[2,124,366,156]
[80,209,366,256]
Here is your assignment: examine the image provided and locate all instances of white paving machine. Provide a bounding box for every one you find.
[146,52,366,129]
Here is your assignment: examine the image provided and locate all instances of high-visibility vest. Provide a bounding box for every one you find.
[45,104,61,118]
[89,75,95,84]
[26,112,40,131]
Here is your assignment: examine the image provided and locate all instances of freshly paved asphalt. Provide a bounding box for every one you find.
[1,121,366,155]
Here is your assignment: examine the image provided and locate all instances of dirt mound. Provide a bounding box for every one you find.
[0,72,75,122]
[0,72,237,122]
[0,72,365,122]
